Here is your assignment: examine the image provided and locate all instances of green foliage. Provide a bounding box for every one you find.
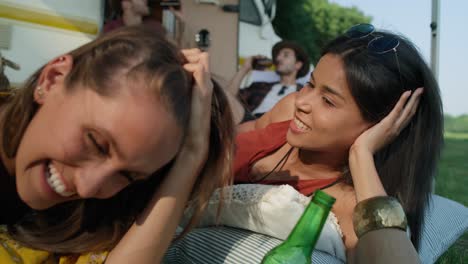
[444,114,468,133]
[272,0,371,64]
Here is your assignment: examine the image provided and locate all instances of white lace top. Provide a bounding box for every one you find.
[181,184,347,261]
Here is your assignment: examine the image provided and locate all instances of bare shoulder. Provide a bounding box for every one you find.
[270,92,297,122]
[254,92,297,129]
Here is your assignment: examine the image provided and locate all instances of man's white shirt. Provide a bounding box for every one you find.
[252,83,297,115]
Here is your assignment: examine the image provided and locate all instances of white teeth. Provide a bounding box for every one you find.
[294,117,310,131]
[46,163,75,197]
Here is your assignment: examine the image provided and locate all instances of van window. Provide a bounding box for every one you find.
[240,0,261,26]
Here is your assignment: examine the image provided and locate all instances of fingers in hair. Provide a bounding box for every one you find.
[388,90,412,123]
[396,87,424,129]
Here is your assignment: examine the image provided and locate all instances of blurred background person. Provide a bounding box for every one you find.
[227,40,310,122]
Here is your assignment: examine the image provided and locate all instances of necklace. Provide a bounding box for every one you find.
[249,146,342,195]
[249,146,294,183]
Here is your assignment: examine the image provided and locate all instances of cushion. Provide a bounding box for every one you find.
[167,186,467,264]
[163,227,342,264]
[180,184,346,261]
[419,195,468,263]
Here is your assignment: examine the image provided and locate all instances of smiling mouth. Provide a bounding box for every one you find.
[293,117,311,131]
[45,162,76,197]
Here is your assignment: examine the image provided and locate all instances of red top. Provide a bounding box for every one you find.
[234,120,339,196]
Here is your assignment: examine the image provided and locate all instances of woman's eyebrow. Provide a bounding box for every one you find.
[323,85,346,102]
[310,72,346,102]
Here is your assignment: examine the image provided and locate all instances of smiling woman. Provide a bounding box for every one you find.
[0,25,234,263]
[233,24,443,261]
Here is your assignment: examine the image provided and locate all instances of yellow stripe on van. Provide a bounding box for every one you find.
[0,3,98,35]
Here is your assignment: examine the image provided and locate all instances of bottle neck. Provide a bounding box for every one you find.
[286,191,335,248]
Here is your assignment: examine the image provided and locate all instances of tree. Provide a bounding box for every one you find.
[272,0,371,64]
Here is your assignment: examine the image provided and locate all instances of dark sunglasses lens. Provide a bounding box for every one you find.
[368,36,399,54]
[346,24,375,38]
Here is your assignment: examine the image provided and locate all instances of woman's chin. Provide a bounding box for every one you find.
[20,195,54,210]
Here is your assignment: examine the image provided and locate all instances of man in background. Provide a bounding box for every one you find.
[227,40,310,122]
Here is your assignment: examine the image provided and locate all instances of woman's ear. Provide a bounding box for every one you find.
[34,55,73,104]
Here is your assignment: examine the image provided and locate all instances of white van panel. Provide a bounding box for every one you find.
[0,0,103,85]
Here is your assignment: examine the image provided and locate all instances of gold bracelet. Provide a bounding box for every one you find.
[353,196,407,238]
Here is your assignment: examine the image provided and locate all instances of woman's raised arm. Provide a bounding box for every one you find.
[106,49,213,264]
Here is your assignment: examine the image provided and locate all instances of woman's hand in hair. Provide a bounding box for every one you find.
[107,49,214,264]
[351,88,424,155]
[349,88,424,202]
[180,48,213,166]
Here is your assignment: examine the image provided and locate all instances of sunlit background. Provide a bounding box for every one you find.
[330,0,467,117]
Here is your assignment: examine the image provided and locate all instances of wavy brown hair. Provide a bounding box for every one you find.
[3,25,235,253]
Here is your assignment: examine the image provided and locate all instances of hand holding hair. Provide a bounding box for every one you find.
[351,87,424,155]
[180,48,213,163]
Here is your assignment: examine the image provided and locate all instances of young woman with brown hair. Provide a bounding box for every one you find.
[0,25,234,263]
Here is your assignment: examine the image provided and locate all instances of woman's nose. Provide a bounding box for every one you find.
[73,165,126,199]
[295,88,314,113]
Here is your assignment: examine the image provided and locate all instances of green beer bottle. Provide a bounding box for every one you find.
[261,190,336,264]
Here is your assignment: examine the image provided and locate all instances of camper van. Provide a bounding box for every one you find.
[0,0,104,87]
[0,0,281,86]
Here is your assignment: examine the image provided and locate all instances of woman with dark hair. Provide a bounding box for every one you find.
[0,25,234,263]
[234,24,443,260]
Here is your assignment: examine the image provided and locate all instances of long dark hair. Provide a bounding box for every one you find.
[3,25,235,253]
[322,31,444,249]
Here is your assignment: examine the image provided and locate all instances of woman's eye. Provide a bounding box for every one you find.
[120,171,135,183]
[305,82,315,88]
[87,132,108,155]
[322,97,335,107]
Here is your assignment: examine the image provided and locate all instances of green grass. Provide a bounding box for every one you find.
[436,233,468,264]
[444,132,468,140]
[434,134,468,263]
[436,135,468,205]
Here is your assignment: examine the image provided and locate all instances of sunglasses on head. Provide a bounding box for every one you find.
[345,23,404,89]
[345,24,400,53]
